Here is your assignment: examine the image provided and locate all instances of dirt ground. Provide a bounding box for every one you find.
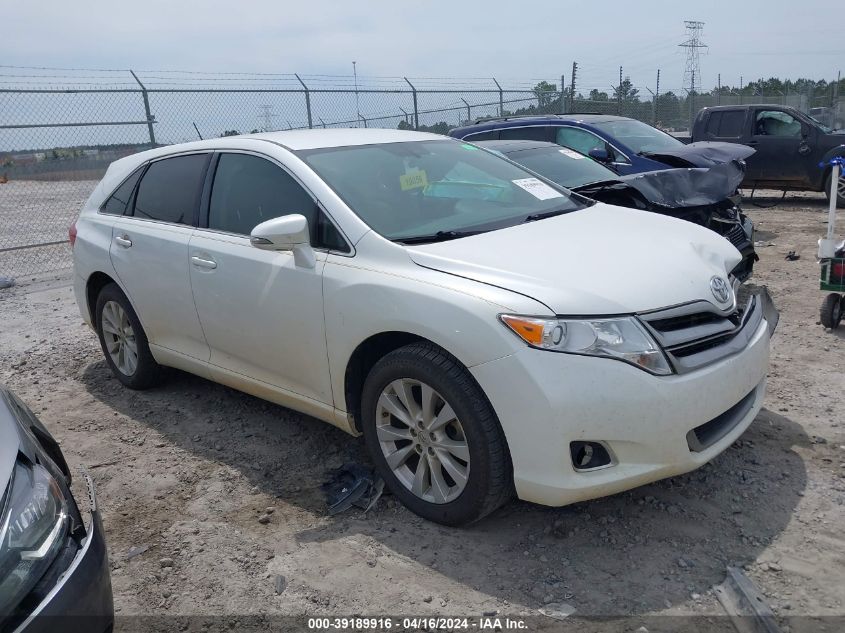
[1,192,844,631]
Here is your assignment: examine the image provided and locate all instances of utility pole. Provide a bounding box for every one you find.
[618,66,623,115]
[679,20,707,97]
[717,73,721,105]
[352,61,360,127]
[653,69,661,124]
[569,61,578,113]
[259,104,274,132]
[560,74,565,113]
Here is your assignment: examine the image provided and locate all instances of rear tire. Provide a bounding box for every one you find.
[820,293,843,329]
[95,283,162,389]
[824,169,845,208]
[360,342,512,526]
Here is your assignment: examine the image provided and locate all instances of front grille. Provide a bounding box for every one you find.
[723,223,748,248]
[686,386,758,452]
[638,293,764,373]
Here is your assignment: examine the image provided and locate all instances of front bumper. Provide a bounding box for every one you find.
[471,295,772,507]
[13,472,114,633]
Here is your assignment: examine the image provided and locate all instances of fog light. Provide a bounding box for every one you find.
[570,441,612,471]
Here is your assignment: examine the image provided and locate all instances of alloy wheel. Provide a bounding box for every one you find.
[375,378,470,504]
[101,300,138,376]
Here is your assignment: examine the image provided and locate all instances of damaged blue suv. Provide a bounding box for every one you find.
[449,114,754,176]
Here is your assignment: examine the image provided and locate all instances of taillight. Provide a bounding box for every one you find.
[833,263,845,277]
[68,222,77,249]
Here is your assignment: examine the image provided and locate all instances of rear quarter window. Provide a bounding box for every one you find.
[101,167,143,215]
[132,153,209,225]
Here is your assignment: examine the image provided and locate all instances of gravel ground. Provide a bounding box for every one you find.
[1,192,844,631]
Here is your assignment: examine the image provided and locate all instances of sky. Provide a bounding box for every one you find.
[1,0,843,92]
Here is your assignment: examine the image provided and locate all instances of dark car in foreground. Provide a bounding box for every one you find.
[0,386,113,633]
[688,104,845,205]
[476,139,757,282]
[449,114,755,176]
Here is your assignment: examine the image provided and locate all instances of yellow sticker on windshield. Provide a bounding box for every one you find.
[400,169,428,191]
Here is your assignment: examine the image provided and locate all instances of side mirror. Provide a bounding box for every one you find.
[800,122,810,138]
[250,214,315,268]
[588,147,611,163]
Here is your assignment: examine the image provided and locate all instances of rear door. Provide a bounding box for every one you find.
[109,152,211,362]
[188,151,346,405]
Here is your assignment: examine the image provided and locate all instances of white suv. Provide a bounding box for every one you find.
[71,129,775,525]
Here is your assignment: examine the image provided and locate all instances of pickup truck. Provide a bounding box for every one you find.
[689,104,845,205]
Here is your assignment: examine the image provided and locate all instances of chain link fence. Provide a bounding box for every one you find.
[1,68,842,278]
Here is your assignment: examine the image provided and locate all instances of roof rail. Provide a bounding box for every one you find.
[471,114,563,124]
[470,112,614,125]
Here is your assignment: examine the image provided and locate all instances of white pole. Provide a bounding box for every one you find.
[819,163,841,258]
[828,163,840,241]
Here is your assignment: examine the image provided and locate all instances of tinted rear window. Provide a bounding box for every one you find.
[101,168,143,215]
[499,126,553,142]
[133,154,208,225]
[706,111,744,138]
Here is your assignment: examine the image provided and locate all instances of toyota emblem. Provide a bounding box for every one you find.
[710,276,732,304]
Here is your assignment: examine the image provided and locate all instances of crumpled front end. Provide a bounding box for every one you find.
[573,162,757,282]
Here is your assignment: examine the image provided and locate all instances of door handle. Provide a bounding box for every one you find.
[191,255,217,270]
[114,235,132,248]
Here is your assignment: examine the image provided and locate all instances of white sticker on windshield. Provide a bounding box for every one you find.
[511,178,564,200]
[559,148,585,159]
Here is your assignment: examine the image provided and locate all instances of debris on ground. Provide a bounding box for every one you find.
[714,566,782,633]
[274,574,287,595]
[785,250,800,261]
[0,277,14,289]
[538,602,576,620]
[125,544,150,560]
[321,463,385,515]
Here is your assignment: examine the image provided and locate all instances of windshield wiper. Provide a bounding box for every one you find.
[397,230,484,245]
[522,208,571,223]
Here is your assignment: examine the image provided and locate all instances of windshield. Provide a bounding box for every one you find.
[499,146,619,189]
[298,140,586,242]
[806,113,834,134]
[591,119,684,154]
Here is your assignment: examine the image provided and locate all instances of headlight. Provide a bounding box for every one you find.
[500,314,673,375]
[0,459,69,615]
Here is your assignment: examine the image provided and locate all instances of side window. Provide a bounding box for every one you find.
[754,110,801,137]
[208,153,347,250]
[133,154,208,225]
[718,111,745,138]
[555,127,605,156]
[705,112,722,137]
[464,130,499,141]
[499,126,553,142]
[101,168,143,215]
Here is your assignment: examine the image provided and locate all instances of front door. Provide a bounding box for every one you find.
[745,109,810,184]
[188,151,343,405]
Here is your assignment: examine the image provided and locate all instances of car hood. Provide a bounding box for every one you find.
[642,141,756,168]
[610,161,744,208]
[406,203,741,315]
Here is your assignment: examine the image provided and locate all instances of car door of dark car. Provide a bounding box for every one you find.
[746,109,809,185]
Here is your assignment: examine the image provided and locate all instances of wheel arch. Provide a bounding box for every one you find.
[817,146,845,191]
[344,331,426,432]
[85,271,119,327]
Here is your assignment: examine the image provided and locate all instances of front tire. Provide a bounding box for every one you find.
[95,283,162,389]
[360,342,512,526]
